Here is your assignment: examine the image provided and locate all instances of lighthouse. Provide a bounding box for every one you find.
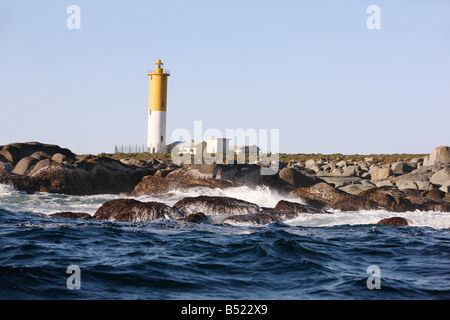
[147,59,170,153]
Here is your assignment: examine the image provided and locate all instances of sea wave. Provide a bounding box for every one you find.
[1,183,449,229]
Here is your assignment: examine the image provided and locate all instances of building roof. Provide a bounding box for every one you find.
[170,141,205,148]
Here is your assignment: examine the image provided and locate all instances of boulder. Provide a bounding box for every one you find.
[359,187,413,212]
[396,180,418,190]
[30,151,51,160]
[377,217,409,226]
[0,145,20,164]
[336,160,347,168]
[422,189,446,201]
[391,162,413,175]
[93,199,182,222]
[415,181,434,191]
[131,169,233,196]
[51,153,71,164]
[391,166,436,191]
[173,195,260,215]
[371,168,393,181]
[290,182,345,209]
[177,212,208,223]
[440,183,450,193]
[50,212,93,220]
[12,157,38,175]
[27,159,61,176]
[274,200,314,214]
[0,142,76,165]
[342,165,361,177]
[319,176,362,188]
[305,159,316,168]
[430,168,450,186]
[277,167,321,189]
[374,180,395,188]
[338,184,375,195]
[424,146,450,166]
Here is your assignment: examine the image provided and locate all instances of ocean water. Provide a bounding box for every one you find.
[0,183,449,300]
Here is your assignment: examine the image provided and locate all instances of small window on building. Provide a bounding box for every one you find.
[162,101,165,107]
[151,75,153,80]
[163,76,166,81]
[161,135,163,142]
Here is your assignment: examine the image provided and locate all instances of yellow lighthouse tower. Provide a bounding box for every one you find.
[147,59,170,153]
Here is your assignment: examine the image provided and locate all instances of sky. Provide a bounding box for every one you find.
[0,0,449,155]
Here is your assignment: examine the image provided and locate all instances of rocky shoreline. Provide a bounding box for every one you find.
[1,142,449,227]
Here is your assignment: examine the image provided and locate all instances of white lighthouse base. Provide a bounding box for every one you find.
[147,110,166,153]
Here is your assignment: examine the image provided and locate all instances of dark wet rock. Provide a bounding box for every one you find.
[222,213,282,225]
[0,142,75,165]
[93,199,183,222]
[173,195,260,215]
[131,169,233,195]
[359,187,413,212]
[290,182,345,209]
[50,212,93,220]
[275,200,318,214]
[422,189,446,201]
[177,212,208,223]
[377,217,409,226]
[324,194,380,211]
[0,170,41,194]
[360,187,450,212]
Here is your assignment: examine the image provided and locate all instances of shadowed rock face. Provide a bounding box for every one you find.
[50,212,93,220]
[93,199,183,222]
[0,142,76,165]
[177,212,208,223]
[173,195,260,215]
[377,217,409,226]
[0,143,157,195]
[275,200,317,214]
[222,213,282,225]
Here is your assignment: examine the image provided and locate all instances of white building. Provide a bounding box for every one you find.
[230,144,261,157]
[168,141,206,155]
[206,138,230,155]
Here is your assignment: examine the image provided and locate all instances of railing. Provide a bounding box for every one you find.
[147,69,170,75]
[114,144,148,154]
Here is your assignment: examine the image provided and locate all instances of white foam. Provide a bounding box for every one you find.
[136,185,304,208]
[1,183,449,229]
[285,209,450,229]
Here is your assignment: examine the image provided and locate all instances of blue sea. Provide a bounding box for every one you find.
[0,184,449,300]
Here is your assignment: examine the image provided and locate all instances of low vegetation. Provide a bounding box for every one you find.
[95,152,427,165]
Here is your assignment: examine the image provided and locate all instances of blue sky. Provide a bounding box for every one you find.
[0,0,449,155]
